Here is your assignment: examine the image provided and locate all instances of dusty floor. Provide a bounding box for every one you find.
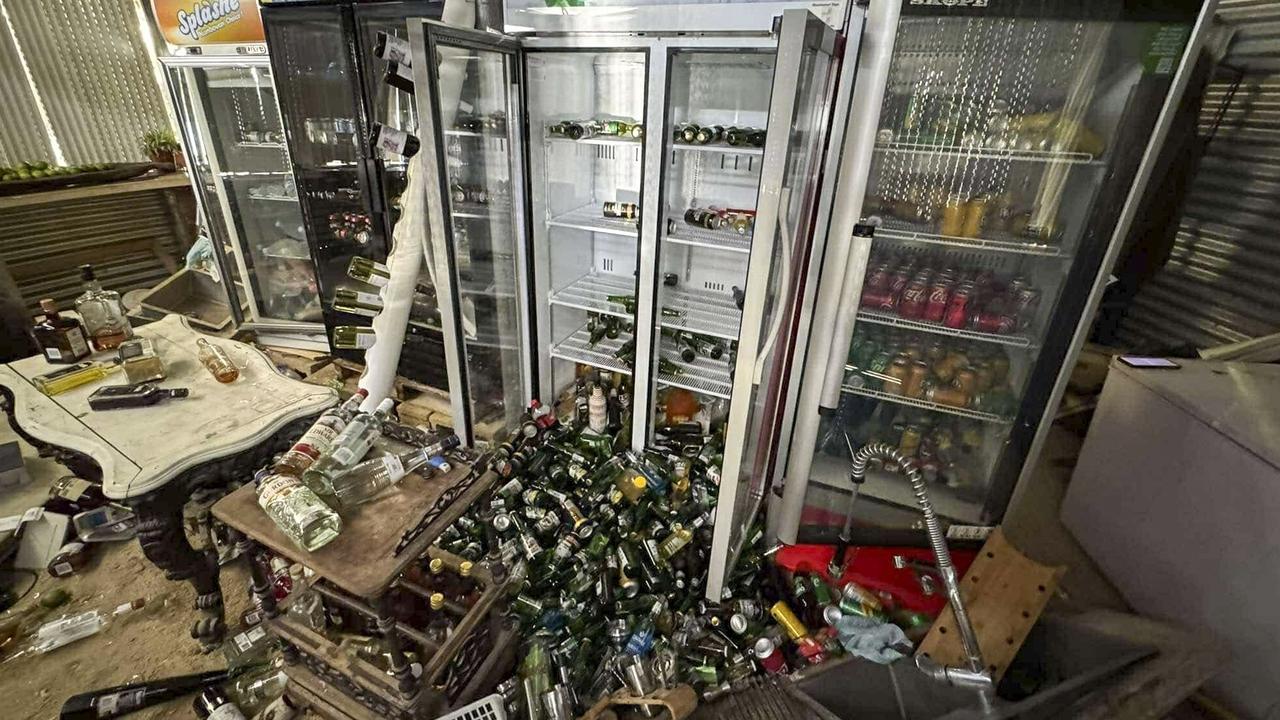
[0,424,255,719]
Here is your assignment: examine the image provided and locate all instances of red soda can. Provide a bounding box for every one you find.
[943,283,972,329]
[1013,286,1041,329]
[973,310,1017,334]
[924,278,952,323]
[860,287,895,310]
[888,266,912,303]
[753,637,789,674]
[898,274,929,319]
[865,263,891,292]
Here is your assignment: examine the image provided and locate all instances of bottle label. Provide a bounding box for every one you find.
[382,454,405,479]
[349,290,382,307]
[97,688,147,714]
[53,562,72,576]
[294,420,343,457]
[362,272,391,288]
[379,34,412,64]
[208,704,248,720]
[348,331,378,349]
[67,328,89,356]
[45,347,62,360]
[258,474,303,508]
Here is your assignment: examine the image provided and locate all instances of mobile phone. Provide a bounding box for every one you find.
[1119,356,1181,369]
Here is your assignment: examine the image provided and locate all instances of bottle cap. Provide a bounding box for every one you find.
[459,561,473,578]
[429,592,445,610]
[375,397,396,414]
[429,557,445,574]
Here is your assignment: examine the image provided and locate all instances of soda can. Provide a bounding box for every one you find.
[865,263,892,291]
[927,386,970,408]
[939,194,967,237]
[954,367,978,395]
[885,356,912,395]
[888,267,912,303]
[962,196,988,238]
[924,278,951,323]
[860,287,895,310]
[822,604,844,628]
[943,283,973,329]
[904,361,929,399]
[752,637,789,674]
[1013,286,1041,330]
[973,311,1016,334]
[898,276,929,319]
[769,600,809,641]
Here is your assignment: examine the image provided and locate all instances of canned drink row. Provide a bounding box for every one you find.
[860,253,1041,335]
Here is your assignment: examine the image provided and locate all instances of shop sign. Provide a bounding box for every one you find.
[151,0,265,46]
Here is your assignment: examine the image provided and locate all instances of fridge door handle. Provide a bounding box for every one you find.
[753,187,793,384]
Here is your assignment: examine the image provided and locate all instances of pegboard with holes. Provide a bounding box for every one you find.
[916,527,1065,683]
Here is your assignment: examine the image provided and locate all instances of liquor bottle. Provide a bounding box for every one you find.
[59,669,234,720]
[256,471,341,551]
[348,256,391,287]
[374,30,412,65]
[32,298,90,364]
[275,389,369,477]
[333,325,376,350]
[331,435,460,507]
[694,125,724,145]
[31,360,121,396]
[370,122,420,158]
[602,201,639,221]
[725,127,748,146]
[426,593,453,646]
[193,686,246,720]
[657,514,705,561]
[679,124,700,144]
[74,265,132,350]
[196,338,239,383]
[87,383,189,410]
[384,61,414,95]
[587,386,608,434]
[302,397,396,495]
[46,475,108,515]
[333,287,382,317]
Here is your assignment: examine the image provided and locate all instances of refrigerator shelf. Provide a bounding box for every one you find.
[856,310,1036,349]
[665,218,752,254]
[549,324,634,377]
[659,286,743,341]
[452,201,510,220]
[459,273,518,299]
[841,384,1013,424]
[672,142,764,157]
[875,220,1069,259]
[874,141,1099,165]
[238,141,286,149]
[547,205,639,237]
[546,134,643,148]
[249,194,299,203]
[657,347,732,399]
[548,272,636,319]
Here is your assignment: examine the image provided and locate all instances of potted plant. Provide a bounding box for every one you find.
[141,129,184,169]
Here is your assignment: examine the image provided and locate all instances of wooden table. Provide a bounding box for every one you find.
[213,464,506,719]
[0,314,336,649]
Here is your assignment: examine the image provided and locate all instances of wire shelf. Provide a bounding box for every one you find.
[841,384,1012,424]
[548,273,636,319]
[856,310,1035,349]
[546,135,643,148]
[657,344,732,399]
[875,142,1098,166]
[665,217,752,254]
[874,220,1068,259]
[547,205,639,237]
[672,142,763,157]
[550,324,634,376]
[659,287,742,341]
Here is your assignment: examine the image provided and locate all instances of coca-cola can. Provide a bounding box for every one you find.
[1012,286,1041,329]
[888,266,912,304]
[898,275,929,319]
[923,278,952,323]
[753,637,789,674]
[860,287,895,310]
[865,263,891,292]
[972,310,1017,334]
[943,284,972,329]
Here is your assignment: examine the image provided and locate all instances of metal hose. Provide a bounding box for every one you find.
[846,443,986,676]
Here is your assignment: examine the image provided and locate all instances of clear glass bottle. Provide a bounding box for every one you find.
[74,264,132,350]
[302,398,396,496]
[32,298,90,364]
[256,472,341,552]
[274,389,369,477]
[331,435,459,508]
[196,338,239,383]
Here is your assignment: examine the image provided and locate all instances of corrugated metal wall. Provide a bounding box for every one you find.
[0,0,167,165]
[1115,1,1280,350]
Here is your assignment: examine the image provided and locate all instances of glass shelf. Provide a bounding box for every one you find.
[874,141,1100,165]
[547,205,639,237]
[659,286,742,341]
[549,323,634,377]
[546,134,643,148]
[875,219,1070,259]
[841,384,1012,424]
[665,217,752,254]
[856,309,1036,349]
[547,272,636,319]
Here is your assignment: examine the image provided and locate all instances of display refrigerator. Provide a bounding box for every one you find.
[408,2,862,597]
[259,0,450,388]
[771,0,1215,544]
[156,32,326,346]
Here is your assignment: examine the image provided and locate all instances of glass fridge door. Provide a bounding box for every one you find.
[796,2,1202,535]
[524,46,649,423]
[165,61,322,327]
[415,22,531,445]
[701,10,841,599]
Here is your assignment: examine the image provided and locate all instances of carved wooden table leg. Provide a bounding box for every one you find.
[134,481,226,652]
[377,593,419,700]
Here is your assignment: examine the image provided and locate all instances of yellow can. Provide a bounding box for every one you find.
[770,601,810,641]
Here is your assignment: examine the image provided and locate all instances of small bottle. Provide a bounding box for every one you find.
[74,264,132,350]
[302,398,396,496]
[256,472,342,552]
[330,435,460,508]
[193,685,247,720]
[370,122,420,157]
[31,361,122,396]
[196,338,239,383]
[587,385,608,434]
[274,389,369,478]
[47,541,91,578]
[425,593,453,646]
[333,287,383,317]
[32,298,90,364]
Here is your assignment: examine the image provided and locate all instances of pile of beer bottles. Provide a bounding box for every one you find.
[430,380,919,719]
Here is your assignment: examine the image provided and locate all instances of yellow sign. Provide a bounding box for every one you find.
[152,0,265,46]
